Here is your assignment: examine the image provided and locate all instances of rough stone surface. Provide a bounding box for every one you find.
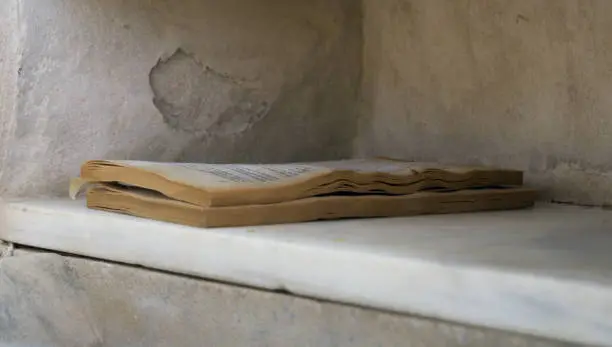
[4,0,612,206]
[0,250,583,347]
[357,0,612,206]
[0,0,19,186]
[0,0,361,198]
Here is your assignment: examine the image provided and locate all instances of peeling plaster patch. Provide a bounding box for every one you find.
[149,49,269,136]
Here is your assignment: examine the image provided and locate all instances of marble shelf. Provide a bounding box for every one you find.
[2,199,612,346]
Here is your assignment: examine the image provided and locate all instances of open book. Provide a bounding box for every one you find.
[71,158,536,228]
[74,158,524,207]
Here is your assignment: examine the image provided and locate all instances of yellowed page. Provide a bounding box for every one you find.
[86,183,537,228]
[79,159,524,207]
[103,160,333,191]
[93,158,512,188]
[311,158,478,173]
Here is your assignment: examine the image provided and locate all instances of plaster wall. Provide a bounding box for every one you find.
[0,0,361,197]
[358,0,612,206]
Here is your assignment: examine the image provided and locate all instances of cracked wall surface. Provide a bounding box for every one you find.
[357,0,612,206]
[0,0,361,197]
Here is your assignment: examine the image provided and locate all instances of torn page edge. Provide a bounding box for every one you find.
[69,177,94,200]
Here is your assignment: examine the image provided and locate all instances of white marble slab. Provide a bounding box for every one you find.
[2,199,612,346]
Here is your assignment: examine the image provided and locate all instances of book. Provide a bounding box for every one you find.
[74,158,524,208]
[85,183,537,228]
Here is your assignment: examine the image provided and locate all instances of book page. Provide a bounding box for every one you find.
[101,158,487,190]
[309,158,460,173]
[114,161,332,188]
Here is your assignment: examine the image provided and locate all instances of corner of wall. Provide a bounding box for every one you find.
[351,0,380,159]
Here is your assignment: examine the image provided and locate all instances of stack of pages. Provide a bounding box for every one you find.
[70,158,537,228]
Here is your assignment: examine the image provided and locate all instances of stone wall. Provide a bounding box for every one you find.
[0,0,20,190]
[0,0,361,197]
[0,249,579,347]
[357,0,612,206]
[4,0,612,206]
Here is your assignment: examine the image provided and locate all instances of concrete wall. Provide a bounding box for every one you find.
[0,0,361,197]
[357,0,612,206]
